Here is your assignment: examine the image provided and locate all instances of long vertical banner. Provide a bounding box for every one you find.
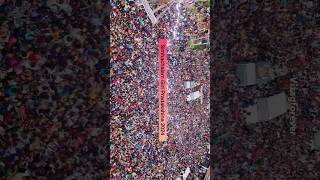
[158,39,168,142]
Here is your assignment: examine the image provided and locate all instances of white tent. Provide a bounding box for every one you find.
[267,92,289,120]
[245,92,289,124]
[187,87,203,103]
[235,63,257,86]
[235,62,276,86]
[312,130,320,150]
[182,167,191,180]
[187,91,201,101]
[183,81,198,89]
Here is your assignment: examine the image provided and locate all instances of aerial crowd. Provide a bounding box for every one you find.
[211,0,320,179]
[1,0,108,179]
[111,0,210,179]
[1,0,319,179]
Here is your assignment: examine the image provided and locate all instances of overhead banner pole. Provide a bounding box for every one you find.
[141,0,158,24]
[141,0,177,25]
[158,39,168,142]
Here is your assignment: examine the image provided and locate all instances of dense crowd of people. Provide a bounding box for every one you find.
[1,0,108,179]
[111,0,209,179]
[1,0,318,179]
[211,0,320,179]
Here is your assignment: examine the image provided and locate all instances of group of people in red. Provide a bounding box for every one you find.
[211,0,320,179]
[111,0,210,179]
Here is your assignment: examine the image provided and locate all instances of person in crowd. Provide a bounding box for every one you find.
[1,0,108,179]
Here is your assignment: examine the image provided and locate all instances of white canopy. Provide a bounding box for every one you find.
[187,87,203,103]
[236,62,276,86]
[182,167,191,180]
[245,92,289,124]
[313,131,320,150]
[235,63,257,86]
[187,91,201,101]
[183,81,198,89]
[267,92,289,120]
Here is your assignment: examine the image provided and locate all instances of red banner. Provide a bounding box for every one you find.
[158,39,168,142]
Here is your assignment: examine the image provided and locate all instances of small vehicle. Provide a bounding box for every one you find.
[188,37,209,50]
